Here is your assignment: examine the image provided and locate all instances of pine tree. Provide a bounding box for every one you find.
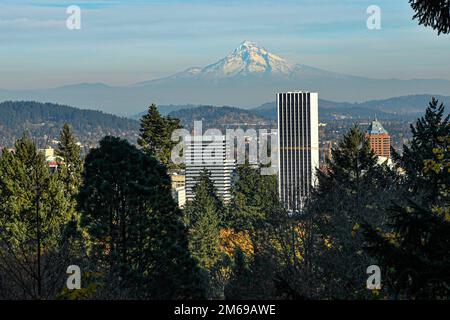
[138,104,182,169]
[395,98,450,202]
[0,135,70,299]
[56,123,82,203]
[224,247,253,299]
[364,99,450,299]
[308,126,396,298]
[185,170,222,270]
[78,136,204,299]
[228,164,280,232]
[409,0,450,35]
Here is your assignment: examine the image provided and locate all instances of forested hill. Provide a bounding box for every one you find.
[168,105,271,130]
[0,101,139,149]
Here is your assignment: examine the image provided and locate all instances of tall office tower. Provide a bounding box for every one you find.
[366,119,391,159]
[277,92,319,211]
[185,135,236,203]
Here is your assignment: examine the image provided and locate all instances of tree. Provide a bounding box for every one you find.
[224,247,253,299]
[138,104,182,169]
[78,136,204,299]
[227,165,277,232]
[394,98,450,202]
[184,170,225,298]
[56,123,83,203]
[185,171,223,271]
[364,99,450,299]
[225,165,286,300]
[0,135,70,299]
[307,126,397,299]
[409,0,450,35]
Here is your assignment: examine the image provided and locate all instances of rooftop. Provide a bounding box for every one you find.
[366,119,388,135]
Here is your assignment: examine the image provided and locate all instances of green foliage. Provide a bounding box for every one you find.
[224,248,253,299]
[0,101,138,148]
[228,165,276,231]
[78,136,204,299]
[364,99,450,299]
[185,171,223,271]
[409,0,450,35]
[0,135,70,299]
[307,126,396,298]
[138,104,182,168]
[56,124,83,209]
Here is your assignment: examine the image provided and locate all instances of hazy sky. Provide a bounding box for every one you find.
[0,0,449,89]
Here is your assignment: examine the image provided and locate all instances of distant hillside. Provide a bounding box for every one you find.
[251,94,450,121]
[0,101,139,149]
[2,42,450,115]
[132,104,201,119]
[168,105,270,130]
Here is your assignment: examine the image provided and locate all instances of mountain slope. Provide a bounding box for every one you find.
[251,94,450,120]
[168,105,270,130]
[2,41,450,115]
[0,101,138,148]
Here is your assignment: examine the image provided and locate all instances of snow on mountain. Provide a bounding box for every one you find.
[199,40,293,79]
[137,40,355,84]
[145,40,295,83]
[3,40,450,115]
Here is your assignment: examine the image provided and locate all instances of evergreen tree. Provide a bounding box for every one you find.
[307,126,396,298]
[0,135,70,299]
[185,170,222,271]
[224,247,253,299]
[394,98,450,202]
[364,99,450,299]
[55,123,89,292]
[228,165,271,232]
[56,123,83,203]
[78,136,204,299]
[138,104,182,169]
[409,0,450,35]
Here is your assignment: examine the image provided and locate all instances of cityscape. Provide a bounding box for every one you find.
[0,0,448,313]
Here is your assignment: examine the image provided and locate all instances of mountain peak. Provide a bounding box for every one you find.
[197,40,293,79]
[233,40,264,53]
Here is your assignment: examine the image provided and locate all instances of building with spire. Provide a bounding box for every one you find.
[366,119,391,159]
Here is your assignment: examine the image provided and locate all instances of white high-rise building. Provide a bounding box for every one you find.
[277,92,319,211]
[185,135,235,203]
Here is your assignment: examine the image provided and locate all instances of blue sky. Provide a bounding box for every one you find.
[0,0,449,89]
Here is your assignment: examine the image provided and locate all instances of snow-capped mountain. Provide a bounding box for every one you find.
[149,40,295,82]
[199,40,293,78]
[144,40,353,84]
[2,40,450,115]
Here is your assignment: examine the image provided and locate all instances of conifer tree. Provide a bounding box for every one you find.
[364,99,450,299]
[78,136,204,299]
[0,135,70,299]
[224,247,253,299]
[228,164,280,232]
[138,104,182,169]
[185,170,222,271]
[308,126,396,298]
[56,123,82,203]
[409,0,450,35]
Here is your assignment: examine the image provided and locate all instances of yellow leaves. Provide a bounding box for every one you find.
[323,236,333,249]
[219,228,253,257]
[352,223,361,237]
[57,271,103,300]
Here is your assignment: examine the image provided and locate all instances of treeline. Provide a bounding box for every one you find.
[0,100,448,300]
[169,105,270,131]
[0,101,139,148]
